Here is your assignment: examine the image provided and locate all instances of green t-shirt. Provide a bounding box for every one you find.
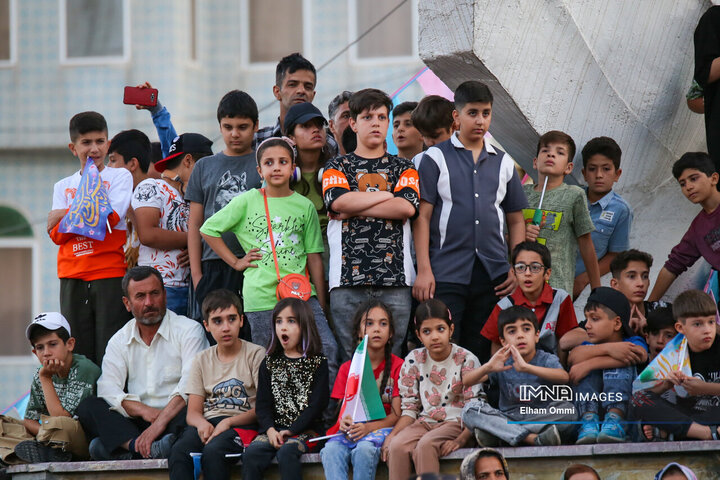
[522,183,594,294]
[200,189,324,312]
[25,354,101,421]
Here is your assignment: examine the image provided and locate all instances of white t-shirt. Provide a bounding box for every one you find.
[52,165,132,231]
[131,178,189,287]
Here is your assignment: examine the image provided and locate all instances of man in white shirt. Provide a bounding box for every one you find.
[77,266,209,460]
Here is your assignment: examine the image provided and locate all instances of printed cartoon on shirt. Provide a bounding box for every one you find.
[357,172,389,192]
[134,181,189,232]
[522,208,563,245]
[215,170,248,211]
[205,378,251,413]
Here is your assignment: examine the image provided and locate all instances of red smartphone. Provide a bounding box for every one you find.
[123,86,158,107]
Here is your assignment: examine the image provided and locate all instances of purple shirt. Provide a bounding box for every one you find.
[664,206,720,275]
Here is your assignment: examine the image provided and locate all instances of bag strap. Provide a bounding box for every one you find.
[262,188,282,282]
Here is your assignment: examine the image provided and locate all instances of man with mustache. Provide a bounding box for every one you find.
[77,266,209,460]
[253,52,338,156]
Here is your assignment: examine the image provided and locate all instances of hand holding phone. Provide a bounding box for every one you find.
[123,83,158,108]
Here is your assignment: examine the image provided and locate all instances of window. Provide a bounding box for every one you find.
[243,0,309,66]
[0,206,36,356]
[60,0,129,63]
[351,0,417,61]
[0,0,16,65]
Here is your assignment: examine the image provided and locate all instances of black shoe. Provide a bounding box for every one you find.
[14,440,72,463]
[87,438,132,461]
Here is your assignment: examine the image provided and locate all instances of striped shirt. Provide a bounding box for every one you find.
[417,132,527,283]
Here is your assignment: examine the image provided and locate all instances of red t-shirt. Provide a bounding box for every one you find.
[480,283,578,344]
[331,354,404,414]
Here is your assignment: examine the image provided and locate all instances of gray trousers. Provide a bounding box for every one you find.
[462,399,577,446]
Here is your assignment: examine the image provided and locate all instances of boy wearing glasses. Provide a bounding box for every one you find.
[481,242,587,365]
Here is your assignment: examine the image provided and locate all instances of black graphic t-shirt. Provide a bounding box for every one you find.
[322,153,420,288]
[679,334,720,413]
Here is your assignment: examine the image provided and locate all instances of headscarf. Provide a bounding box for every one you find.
[460,448,509,480]
[654,462,698,480]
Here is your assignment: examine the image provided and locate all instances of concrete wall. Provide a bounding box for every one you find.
[9,443,720,479]
[418,0,713,297]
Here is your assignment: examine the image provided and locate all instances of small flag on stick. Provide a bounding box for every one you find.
[632,334,692,397]
[58,159,113,241]
[310,335,386,442]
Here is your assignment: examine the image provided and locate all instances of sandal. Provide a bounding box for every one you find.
[711,425,720,441]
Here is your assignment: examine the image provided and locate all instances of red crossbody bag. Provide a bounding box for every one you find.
[262,188,313,301]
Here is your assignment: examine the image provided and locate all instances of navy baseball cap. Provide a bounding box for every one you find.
[586,287,633,337]
[283,102,327,135]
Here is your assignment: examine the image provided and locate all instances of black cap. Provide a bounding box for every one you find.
[586,287,633,337]
[155,133,213,172]
[283,102,326,135]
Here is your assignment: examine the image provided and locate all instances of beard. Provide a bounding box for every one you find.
[135,307,165,326]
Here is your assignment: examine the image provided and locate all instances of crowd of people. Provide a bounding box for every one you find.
[0,46,718,480]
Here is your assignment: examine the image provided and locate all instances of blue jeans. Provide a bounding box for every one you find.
[245,297,339,385]
[320,439,380,480]
[165,285,189,317]
[574,366,635,417]
[329,286,412,362]
[462,399,576,445]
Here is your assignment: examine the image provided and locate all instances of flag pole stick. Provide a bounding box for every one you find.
[308,432,343,443]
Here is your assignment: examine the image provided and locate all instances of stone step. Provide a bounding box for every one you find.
[7,441,720,479]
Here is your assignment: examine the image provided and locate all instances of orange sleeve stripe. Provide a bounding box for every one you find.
[322,168,350,194]
[394,169,420,196]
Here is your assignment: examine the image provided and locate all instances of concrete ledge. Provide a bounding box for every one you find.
[8,442,720,479]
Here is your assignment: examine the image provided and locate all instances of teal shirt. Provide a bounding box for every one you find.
[201,189,324,312]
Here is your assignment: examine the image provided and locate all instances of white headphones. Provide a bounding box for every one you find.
[260,167,323,187]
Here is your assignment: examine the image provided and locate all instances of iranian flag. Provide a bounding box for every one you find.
[323,335,387,438]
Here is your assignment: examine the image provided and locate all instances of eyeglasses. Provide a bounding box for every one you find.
[513,262,545,274]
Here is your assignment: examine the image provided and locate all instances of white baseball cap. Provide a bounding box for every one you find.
[26,312,72,341]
